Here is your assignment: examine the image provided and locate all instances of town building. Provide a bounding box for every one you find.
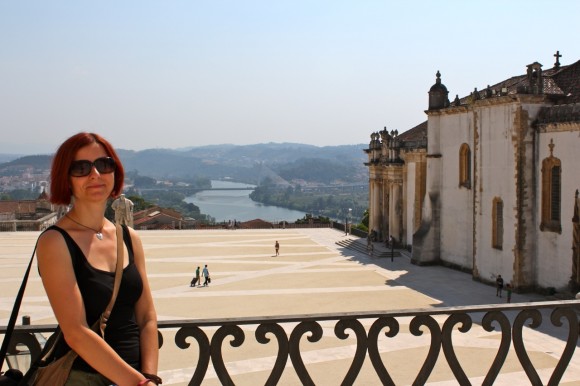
[133,205,195,230]
[0,191,59,231]
[365,53,580,293]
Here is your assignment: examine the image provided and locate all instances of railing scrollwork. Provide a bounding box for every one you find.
[2,301,579,385]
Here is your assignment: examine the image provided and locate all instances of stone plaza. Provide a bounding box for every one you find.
[1,228,579,385]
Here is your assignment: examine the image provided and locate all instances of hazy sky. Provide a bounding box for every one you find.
[1,1,579,154]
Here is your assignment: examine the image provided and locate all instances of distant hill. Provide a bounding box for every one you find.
[0,143,369,185]
[0,154,26,164]
[0,155,53,177]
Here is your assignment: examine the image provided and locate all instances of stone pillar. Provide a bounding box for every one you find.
[372,180,382,235]
[390,182,402,243]
[381,181,389,241]
[368,179,378,234]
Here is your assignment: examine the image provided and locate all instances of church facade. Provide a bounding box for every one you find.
[366,54,580,293]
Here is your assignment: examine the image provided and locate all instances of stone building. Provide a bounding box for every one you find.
[0,191,59,231]
[366,53,580,293]
[133,206,195,230]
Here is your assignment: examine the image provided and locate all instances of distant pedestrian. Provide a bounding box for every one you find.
[496,275,504,297]
[190,266,200,287]
[506,283,512,303]
[202,264,210,286]
[275,241,280,256]
[367,234,374,256]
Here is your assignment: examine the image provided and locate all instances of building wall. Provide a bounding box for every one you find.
[437,111,474,269]
[536,127,580,289]
[432,97,578,290]
[413,115,443,263]
[472,101,523,286]
[374,59,580,292]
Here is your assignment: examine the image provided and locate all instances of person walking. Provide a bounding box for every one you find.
[190,266,200,287]
[275,241,280,256]
[506,283,512,303]
[35,132,159,385]
[202,264,210,286]
[496,274,504,297]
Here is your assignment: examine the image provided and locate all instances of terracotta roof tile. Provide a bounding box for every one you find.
[398,121,427,141]
[0,200,37,214]
[457,59,580,104]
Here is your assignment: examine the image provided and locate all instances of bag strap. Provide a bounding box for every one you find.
[99,223,125,337]
[0,230,45,371]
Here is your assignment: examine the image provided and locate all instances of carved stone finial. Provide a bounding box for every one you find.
[548,138,555,156]
[428,70,449,110]
[485,85,493,98]
[554,50,562,68]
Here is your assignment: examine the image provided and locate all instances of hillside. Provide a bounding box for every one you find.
[0,143,368,185]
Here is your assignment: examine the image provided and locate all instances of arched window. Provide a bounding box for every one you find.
[459,143,471,189]
[540,139,562,233]
[492,197,503,249]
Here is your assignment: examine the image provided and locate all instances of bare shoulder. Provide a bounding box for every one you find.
[37,227,67,253]
[36,227,70,267]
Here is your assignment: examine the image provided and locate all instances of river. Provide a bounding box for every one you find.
[184,180,307,223]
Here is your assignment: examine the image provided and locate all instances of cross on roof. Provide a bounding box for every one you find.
[554,50,562,68]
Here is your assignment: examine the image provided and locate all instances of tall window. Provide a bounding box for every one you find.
[459,143,471,189]
[492,197,503,249]
[541,139,562,233]
[550,166,561,222]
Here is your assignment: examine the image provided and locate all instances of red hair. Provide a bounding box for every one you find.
[49,132,125,205]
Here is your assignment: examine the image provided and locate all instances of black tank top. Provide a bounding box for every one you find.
[50,225,143,372]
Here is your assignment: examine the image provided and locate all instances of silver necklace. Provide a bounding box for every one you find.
[66,214,105,240]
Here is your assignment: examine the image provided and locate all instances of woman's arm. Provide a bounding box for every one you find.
[37,230,146,386]
[128,227,159,377]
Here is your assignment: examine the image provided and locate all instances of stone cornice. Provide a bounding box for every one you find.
[536,122,580,133]
[425,94,547,116]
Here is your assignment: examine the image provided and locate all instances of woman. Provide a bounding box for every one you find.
[37,133,159,385]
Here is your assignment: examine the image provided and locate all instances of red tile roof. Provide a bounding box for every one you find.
[0,200,37,214]
[457,59,580,105]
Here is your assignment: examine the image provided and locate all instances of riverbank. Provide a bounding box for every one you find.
[184,180,308,222]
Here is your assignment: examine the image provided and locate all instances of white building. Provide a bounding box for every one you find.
[366,54,580,293]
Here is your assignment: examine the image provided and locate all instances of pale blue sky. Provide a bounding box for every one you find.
[1,1,579,153]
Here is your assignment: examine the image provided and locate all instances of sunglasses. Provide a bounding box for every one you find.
[69,157,117,177]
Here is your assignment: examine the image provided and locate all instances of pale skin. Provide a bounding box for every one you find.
[37,142,158,386]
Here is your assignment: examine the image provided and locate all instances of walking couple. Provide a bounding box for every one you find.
[191,264,210,287]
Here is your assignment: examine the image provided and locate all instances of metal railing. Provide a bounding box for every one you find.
[2,300,579,385]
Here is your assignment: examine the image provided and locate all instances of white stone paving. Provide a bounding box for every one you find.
[1,228,579,385]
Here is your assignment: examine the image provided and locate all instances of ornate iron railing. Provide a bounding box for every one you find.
[3,300,579,385]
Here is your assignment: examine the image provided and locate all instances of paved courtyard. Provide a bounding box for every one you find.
[1,228,579,385]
